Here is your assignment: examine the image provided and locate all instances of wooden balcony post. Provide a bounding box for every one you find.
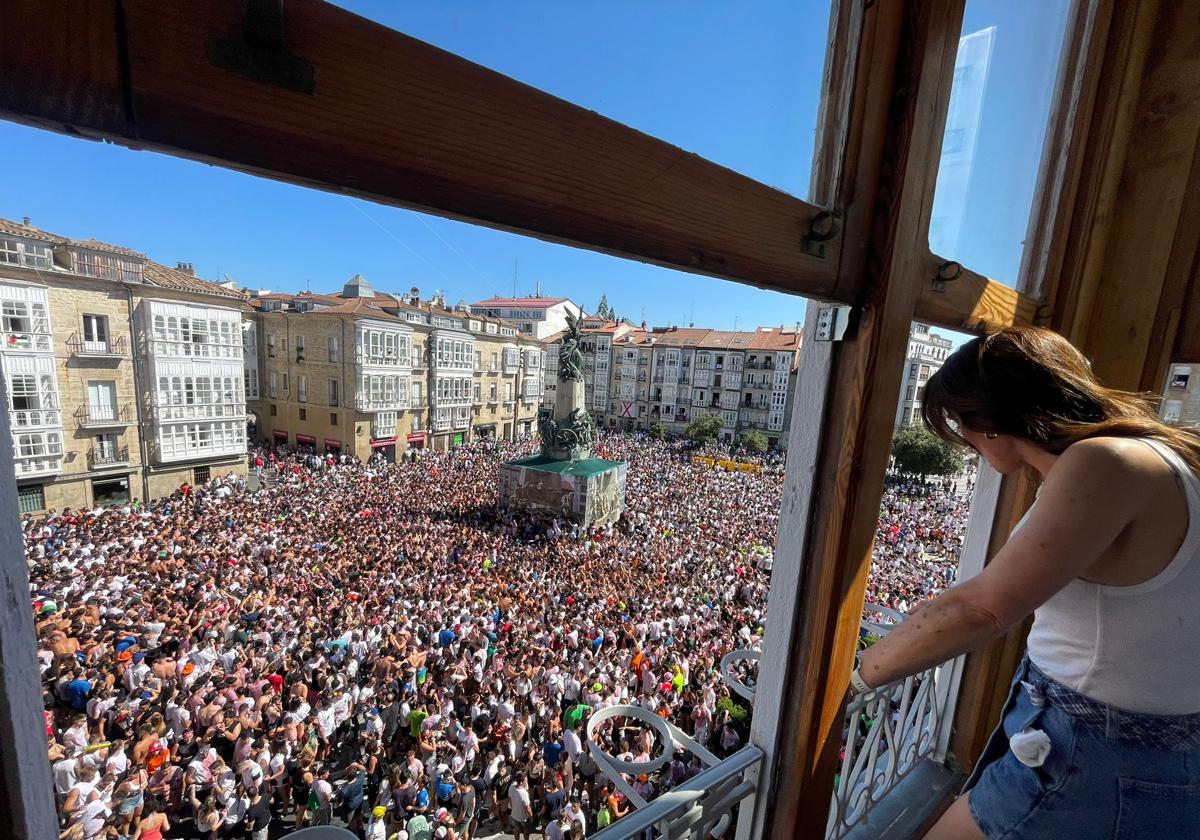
[761,0,968,835]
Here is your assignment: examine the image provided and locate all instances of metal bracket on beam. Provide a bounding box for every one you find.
[208,0,315,94]
[814,305,853,342]
[931,260,961,293]
[801,211,840,258]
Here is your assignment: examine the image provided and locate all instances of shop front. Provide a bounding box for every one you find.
[474,423,496,439]
[272,429,289,447]
[324,438,342,455]
[295,433,317,452]
[451,431,465,447]
[406,432,426,450]
[91,475,130,507]
[371,436,397,464]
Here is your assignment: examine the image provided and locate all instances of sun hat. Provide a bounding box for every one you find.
[372,805,387,817]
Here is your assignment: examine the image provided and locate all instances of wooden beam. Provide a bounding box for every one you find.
[0,0,839,300]
[915,258,1040,332]
[766,0,967,834]
[1048,0,1161,349]
[1082,0,1200,390]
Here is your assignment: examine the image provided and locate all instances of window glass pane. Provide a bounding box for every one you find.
[334,0,832,197]
[928,0,1073,287]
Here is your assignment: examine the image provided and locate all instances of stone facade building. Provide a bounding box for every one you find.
[1161,362,1200,427]
[543,317,803,448]
[249,280,544,459]
[469,296,584,340]
[0,217,249,514]
[894,322,954,427]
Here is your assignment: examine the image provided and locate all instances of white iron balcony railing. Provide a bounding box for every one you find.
[601,604,961,840]
[586,700,764,840]
[827,604,961,840]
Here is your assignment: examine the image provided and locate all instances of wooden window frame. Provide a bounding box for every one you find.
[1,2,1198,839]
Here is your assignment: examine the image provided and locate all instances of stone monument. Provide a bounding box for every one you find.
[498,312,627,527]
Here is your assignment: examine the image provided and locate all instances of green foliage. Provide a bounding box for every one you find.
[716,696,751,734]
[649,421,668,440]
[595,295,615,320]
[742,430,768,453]
[891,424,964,476]
[686,414,723,445]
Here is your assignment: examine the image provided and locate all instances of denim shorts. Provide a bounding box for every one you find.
[963,655,1200,838]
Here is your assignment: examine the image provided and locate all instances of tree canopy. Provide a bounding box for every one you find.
[649,421,667,440]
[742,430,769,453]
[685,414,723,445]
[595,295,615,320]
[890,424,964,476]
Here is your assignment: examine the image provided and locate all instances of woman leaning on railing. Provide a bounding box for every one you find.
[853,326,1200,839]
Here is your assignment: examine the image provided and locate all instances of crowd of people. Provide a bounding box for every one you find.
[28,431,969,840]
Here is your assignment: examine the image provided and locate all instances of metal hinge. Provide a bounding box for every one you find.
[208,0,315,94]
[814,305,853,342]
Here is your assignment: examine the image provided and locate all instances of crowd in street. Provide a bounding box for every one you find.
[28,432,968,840]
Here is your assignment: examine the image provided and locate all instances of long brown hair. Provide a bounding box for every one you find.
[921,326,1200,475]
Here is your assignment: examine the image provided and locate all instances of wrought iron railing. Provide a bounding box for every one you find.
[586,702,764,840]
[826,605,959,840]
[88,445,130,467]
[67,333,127,357]
[76,403,132,426]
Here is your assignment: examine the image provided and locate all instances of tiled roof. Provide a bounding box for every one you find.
[747,327,802,351]
[0,218,66,245]
[143,261,249,300]
[472,296,570,309]
[311,298,404,320]
[70,238,145,258]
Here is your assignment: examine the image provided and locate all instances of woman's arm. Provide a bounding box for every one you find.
[858,440,1146,688]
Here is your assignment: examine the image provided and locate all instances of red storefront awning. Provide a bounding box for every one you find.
[406,433,426,443]
[324,439,342,449]
[272,430,289,441]
[296,433,316,444]
[371,437,397,448]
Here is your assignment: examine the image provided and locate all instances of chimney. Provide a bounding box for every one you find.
[176,261,195,276]
[409,287,420,306]
[22,216,31,227]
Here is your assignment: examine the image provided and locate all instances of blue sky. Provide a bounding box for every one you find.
[0,0,1064,342]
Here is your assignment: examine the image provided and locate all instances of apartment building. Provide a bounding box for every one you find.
[0,217,249,514]
[251,280,544,460]
[543,316,803,448]
[895,322,954,426]
[1161,363,1200,427]
[469,295,583,340]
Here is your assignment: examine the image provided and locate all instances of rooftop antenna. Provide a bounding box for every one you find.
[689,299,694,327]
[512,259,519,297]
[535,278,541,298]
[734,315,739,331]
[305,278,311,293]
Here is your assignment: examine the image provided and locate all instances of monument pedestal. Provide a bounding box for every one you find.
[499,454,627,528]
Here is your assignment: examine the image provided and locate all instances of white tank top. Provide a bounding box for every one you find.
[1026,438,1200,715]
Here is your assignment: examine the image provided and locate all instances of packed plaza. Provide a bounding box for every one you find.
[29,428,973,840]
